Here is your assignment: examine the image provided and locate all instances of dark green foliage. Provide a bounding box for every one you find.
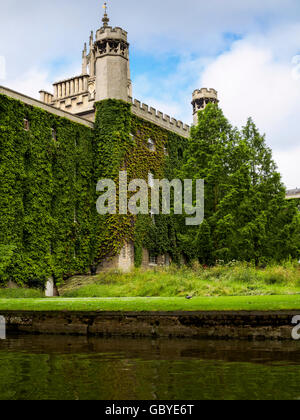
[0,245,16,281]
[181,103,300,265]
[93,99,134,261]
[0,95,188,285]
[0,94,94,287]
[129,115,188,266]
[94,99,132,180]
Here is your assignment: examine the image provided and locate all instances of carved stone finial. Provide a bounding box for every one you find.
[102,2,109,27]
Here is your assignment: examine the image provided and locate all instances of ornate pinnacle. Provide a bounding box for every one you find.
[102,2,109,27]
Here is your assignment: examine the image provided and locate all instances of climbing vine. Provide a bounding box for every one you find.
[93,100,188,267]
[0,95,188,287]
[0,94,94,287]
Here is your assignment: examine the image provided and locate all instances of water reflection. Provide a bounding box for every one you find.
[0,334,299,400]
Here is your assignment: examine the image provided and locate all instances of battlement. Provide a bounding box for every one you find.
[192,88,218,100]
[95,26,129,61]
[96,26,128,42]
[129,97,190,138]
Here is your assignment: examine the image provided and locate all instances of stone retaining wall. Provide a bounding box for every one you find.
[1,310,299,340]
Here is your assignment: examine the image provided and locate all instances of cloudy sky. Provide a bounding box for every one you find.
[1,0,300,188]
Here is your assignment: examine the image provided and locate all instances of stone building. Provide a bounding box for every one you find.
[0,5,298,294]
[37,6,218,274]
[39,5,217,136]
[1,5,220,292]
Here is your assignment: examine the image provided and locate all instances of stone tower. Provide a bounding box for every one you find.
[92,3,132,102]
[192,88,219,125]
[39,3,132,120]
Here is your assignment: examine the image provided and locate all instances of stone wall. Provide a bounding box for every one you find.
[96,241,134,273]
[3,310,299,340]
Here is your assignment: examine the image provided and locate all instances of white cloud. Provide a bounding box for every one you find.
[4,69,52,99]
[133,21,300,188]
[2,61,82,100]
[274,147,300,189]
[199,25,300,188]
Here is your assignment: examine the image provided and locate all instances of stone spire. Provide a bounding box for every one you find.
[102,2,110,27]
[82,43,87,74]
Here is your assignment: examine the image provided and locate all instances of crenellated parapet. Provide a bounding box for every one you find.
[94,26,129,60]
[129,97,190,138]
[96,27,128,44]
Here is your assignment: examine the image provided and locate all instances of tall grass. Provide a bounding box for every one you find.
[61,262,300,298]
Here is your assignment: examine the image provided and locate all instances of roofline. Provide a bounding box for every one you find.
[0,85,94,128]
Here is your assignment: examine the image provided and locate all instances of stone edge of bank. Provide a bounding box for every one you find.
[1,310,299,341]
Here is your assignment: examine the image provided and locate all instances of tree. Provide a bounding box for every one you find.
[180,104,300,265]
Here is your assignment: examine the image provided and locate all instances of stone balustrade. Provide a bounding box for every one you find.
[53,75,89,99]
[39,90,54,104]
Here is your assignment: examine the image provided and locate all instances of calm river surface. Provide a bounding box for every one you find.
[0,334,300,400]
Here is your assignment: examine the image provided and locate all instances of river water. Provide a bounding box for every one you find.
[0,334,299,400]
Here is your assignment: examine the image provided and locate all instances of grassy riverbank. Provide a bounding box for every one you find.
[59,264,300,298]
[0,264,299,311]
[0,295,299,312]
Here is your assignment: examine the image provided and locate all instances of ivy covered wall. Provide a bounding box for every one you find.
[0,95,188,287]
[93,99,188,268]
[0,94,95,287]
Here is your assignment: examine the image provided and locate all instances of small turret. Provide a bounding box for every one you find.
[192,88,219,124]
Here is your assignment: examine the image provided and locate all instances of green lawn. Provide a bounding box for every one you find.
[0,295,300,312]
